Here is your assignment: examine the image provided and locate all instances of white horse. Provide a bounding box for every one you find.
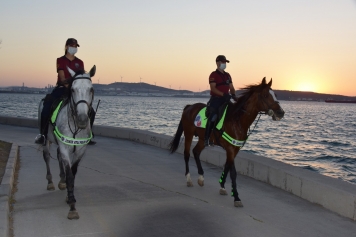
[41,65,96,219]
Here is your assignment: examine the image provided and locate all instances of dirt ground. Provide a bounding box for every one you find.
[0,140,18,237]
[0,140,11,183]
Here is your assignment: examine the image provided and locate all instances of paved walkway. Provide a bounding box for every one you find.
[1,124,356,237]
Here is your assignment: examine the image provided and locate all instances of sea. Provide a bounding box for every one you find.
[1,93,355,185]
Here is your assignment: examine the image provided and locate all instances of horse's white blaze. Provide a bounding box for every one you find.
[269,90,278,102]
[72,79,92,117]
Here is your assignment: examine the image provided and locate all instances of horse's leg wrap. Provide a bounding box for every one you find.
[230,163,242,203]
[219,164,230,188]
[65,165,76,204]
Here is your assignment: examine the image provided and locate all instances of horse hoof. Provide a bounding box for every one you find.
[58,182,66,190]
[187,181,193,187]
[219,188,227,195]
[47,183,55,191]
[234,201,243,207]
[67,211,79,220]
[198,175,204,187]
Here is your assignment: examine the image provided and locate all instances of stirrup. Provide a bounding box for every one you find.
[204,138,214,147]
[35,134,46,145]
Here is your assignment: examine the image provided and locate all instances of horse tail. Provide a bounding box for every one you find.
[169,105,190,153]
[169,120,183,154]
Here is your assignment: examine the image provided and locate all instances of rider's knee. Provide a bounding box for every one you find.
[206,106,217,118]
[210,114,217,122]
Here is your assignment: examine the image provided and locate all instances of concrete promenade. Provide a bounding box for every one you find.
[0,117,356,236]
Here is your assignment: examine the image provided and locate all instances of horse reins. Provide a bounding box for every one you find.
[238,91,278,148]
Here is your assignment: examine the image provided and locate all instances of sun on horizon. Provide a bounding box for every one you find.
[295,82,317,92]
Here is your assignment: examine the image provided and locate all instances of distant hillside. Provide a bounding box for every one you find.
[264,90,356,101]
[94,82,192,94]
[1,82,355,101]
[93,82,356,101]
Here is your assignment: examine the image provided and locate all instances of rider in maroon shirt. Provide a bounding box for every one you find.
[204,55,237,147]
[56,55,84,85]
[35,38,96,145]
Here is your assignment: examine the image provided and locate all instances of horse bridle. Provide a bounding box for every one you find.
[70,76,94,116]
[258,90,281,117]
[236,89,281,148]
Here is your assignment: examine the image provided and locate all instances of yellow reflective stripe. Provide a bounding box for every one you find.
[51,101,63,124]
[54,126,93,146]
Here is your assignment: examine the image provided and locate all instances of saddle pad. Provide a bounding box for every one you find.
[193,106,246,147]
[194,106,227,130]
[194,107,208,128]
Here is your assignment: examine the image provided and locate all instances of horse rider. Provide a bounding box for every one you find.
[204,55,237,147]
[35,38,97,145]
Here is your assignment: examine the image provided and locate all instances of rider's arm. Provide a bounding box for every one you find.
[229,83,236,96]
[58,70,69,87]
[210,83,224,97]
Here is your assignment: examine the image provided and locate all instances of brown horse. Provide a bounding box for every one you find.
[169,77,284,207]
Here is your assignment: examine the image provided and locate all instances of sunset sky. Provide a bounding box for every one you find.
[0,1,355,96]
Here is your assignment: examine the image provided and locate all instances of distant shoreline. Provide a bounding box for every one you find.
[1,90,356,102]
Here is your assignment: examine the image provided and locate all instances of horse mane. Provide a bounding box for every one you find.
[229,82,268,118]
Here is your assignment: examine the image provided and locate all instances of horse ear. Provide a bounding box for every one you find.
[67,66,75,77]
[262,77,266,85]
[268,78,272,87]
[89,65,96,77]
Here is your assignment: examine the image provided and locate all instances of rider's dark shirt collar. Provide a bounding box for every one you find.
[63,55,77,62]
[215,69,226,74]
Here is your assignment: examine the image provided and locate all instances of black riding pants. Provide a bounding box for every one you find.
[42,86,68,120]
[207,96,226,121]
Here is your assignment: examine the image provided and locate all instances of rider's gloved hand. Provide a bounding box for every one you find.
[223,93,232,101]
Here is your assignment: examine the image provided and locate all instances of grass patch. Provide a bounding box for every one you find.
[0,140,12,183]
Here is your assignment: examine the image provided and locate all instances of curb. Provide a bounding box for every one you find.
[0,143,19,237]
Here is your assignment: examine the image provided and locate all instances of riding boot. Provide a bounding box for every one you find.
[88,108,96,145]
[35,115,49,145]
[204,117,214,147]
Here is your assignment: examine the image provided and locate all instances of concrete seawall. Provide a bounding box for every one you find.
[0,115,355,221]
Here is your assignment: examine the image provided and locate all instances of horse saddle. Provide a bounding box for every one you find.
[42,94,68,117]
[194,103,247,147]
[194,103,228,129]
